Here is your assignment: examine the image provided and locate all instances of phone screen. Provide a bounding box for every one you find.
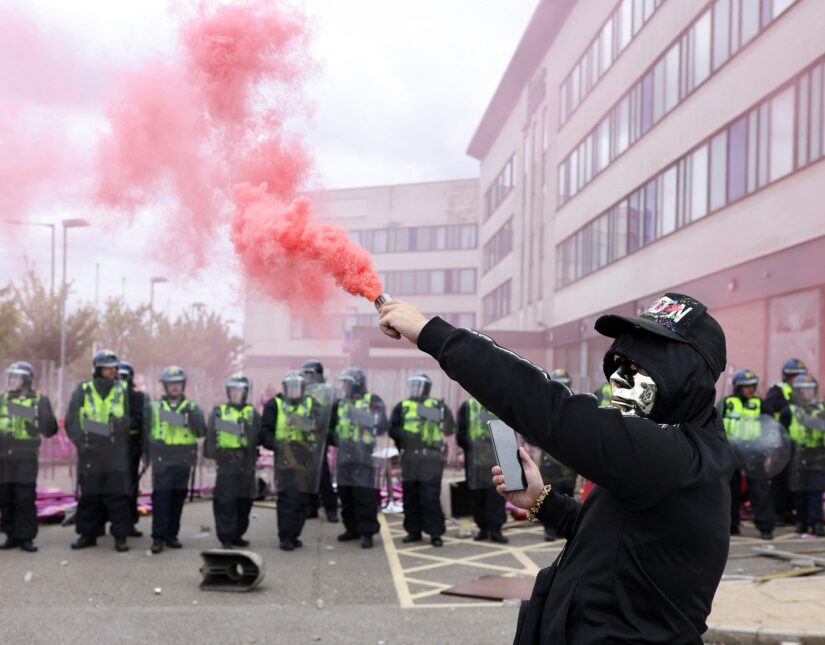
[488,420,527,492]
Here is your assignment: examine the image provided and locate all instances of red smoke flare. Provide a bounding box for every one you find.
[232,183,383,308]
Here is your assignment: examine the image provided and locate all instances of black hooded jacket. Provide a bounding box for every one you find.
[417,317,735,644]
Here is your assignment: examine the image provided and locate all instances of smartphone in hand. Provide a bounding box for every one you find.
[488,420,527,492]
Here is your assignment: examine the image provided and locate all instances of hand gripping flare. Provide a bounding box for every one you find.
[373,293,392,312]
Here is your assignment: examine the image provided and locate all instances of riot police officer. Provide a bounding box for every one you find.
[722,369,774,539]
[262,370,332,551]
[389,373,454,547]
[148,366,206,554]
[66,350,132,552]
[780,374,825,536]
[205,373,261,549]
[331,368,387,549]
[0,361,58,552]
[456,396,507,543]
[118,360,149,538]
[765,358,809,524]
[301,360,338,523]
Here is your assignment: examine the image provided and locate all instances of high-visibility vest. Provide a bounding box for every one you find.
[772,382,794,420]
[787,403,825,448]
[274,396,316,442]
[0,392,40,441]
[216,403,255,449]
[151,398,198,446]
[466,398,492,442]
[79,380,125,434]
[722,396,761,440]
[401,398,443,447]
[335,393,375,444]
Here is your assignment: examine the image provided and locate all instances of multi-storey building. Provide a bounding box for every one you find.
[469,0,824,393]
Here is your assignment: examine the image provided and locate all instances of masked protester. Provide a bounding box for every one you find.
[330,368,387,549]
[261,370,333,551]
[66,350,133,552]
[389,373,454,547]
[300,360,338,523]
[117,360,150,538]
[780,374,825,536]
[456,396,507,543]
[0,361,58,552]
[379,293,735,643]
[721,369,774,539]
[764,358,809,524]
[147,366,206,554]
[205,373,261,549]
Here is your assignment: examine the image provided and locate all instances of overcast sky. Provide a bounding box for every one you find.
[0,0,539,322]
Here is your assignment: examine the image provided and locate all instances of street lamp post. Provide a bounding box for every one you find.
[57,218,90,414]
[2,219,56,295]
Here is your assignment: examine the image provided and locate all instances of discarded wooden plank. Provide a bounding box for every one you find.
[754,567,824,584]
[441,575,534,601]
[751,546,825,567]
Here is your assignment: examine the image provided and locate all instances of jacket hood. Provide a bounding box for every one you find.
[603,330,719,426]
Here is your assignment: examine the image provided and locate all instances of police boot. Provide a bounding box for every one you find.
[473,529,490,541]
[338,530,358,542]
[814,523,825,538]
[151,539,164,554]
[795,522,807,534]
[232,538,250,547]
[71,536,98,550]
[165,537,183,549]
[279,539,296,551]
[0,536,20,550]
[544,527,557,542]
[430,536,443,547]
[402,533,422,543]
[19,540,38,553]
[360,535,374,549]
[490,530,509,544]
[114,537,129,553]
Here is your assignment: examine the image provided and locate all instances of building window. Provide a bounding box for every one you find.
[381,269,477,295]
[555,51,825,287]
[482,280,512,325]
[351,224,477,254]
[559,0,666,127]
[484,155,516,220]
[557,0,798,207]
[482,217,514,273]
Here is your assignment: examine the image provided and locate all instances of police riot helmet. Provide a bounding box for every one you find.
[301,360,325,385]
[791,374,818,404]
[783,358,808,379]
[407,373,432,401]
[549,368,572,387]
[225,372,251,405]
[282,370,306,402]
[5,361,34,391]
[732,369,759,393]
[118,360,135,383]
[343,367,367,397]
[93,349,119,377]
[160,365,187,395]
[334,372,355,401]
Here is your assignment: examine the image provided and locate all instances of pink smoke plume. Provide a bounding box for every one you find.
[232,183,384,308]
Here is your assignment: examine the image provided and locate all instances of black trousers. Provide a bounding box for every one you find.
[339,485,379,536]
[469,486,506,532]
[278,486,310,541]
[212,471,253,544]
[0,456,39,541]
[730,470,775,532]
[151,465,191,541]
[773,463,795,523]
[76,470,132,538]
[127,436,142,526]
[794,490,824,529]
[402,480,444,538]
[308,457,337,514]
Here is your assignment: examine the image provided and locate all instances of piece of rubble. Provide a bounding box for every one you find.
[24,571,32,582]
[154,587,162,595]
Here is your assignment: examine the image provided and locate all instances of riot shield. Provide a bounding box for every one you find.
[729,414,792,480]
[335,402,382,488]
[466,409,498,490]
[275,383,333,494]
[0,396,40,488]
[400,404,446,483]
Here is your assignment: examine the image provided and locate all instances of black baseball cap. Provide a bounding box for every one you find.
[595,293,726,378]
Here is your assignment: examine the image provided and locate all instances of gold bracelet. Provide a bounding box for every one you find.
[525,484,553,522]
